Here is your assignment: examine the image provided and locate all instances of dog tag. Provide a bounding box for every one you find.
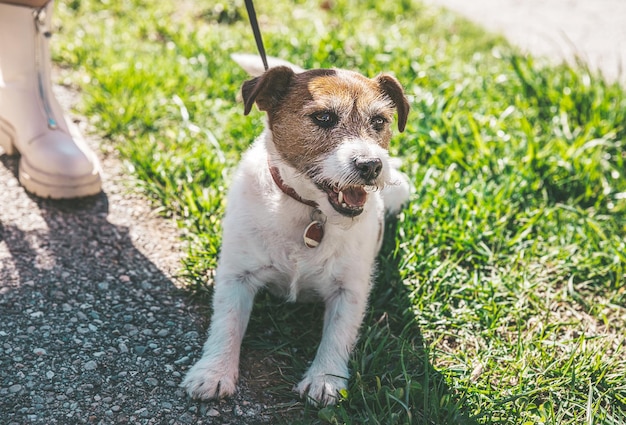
[303,221,324,248]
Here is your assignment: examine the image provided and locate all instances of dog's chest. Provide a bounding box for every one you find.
[222,198,377,300]
[274,202,382,289]
[219,138,382,300]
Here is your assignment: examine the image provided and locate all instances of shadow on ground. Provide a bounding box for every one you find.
[224,219,479,424]
[0,155,275,424]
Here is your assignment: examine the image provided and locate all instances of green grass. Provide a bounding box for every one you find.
[53,0,626,423]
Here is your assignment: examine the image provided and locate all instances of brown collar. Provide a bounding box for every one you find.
[268,164,326,248]
[269,165,319,209]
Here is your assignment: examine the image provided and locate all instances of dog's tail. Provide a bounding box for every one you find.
[382,159,411,216]
[231,53,305,77]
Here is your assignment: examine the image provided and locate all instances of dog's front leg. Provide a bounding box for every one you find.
[296,284,369,406]
[182,275,258,400]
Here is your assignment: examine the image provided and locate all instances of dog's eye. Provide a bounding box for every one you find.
[370,115,387,131]
[312,111,338,129]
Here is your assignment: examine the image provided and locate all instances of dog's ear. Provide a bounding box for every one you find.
[242,66,296,115]
[375,74,410,133]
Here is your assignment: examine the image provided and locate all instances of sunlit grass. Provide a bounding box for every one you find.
[54,0,626,423]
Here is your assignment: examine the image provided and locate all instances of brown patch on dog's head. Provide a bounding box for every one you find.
[241,67,409,173]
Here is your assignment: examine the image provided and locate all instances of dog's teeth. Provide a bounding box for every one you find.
[338,190,344,204]
[342,202,347,208]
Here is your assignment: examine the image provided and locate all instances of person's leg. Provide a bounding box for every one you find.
[0,0,101,199]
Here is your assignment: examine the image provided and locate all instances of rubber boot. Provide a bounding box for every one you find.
[0,1,101,199]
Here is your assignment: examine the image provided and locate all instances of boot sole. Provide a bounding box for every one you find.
[20,157,102,199]
[0,119,102,199]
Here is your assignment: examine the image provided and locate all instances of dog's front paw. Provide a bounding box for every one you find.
[181,357,238,400]
[296,372,348,406]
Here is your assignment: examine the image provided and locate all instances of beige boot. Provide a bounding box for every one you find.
[0,1,101,199]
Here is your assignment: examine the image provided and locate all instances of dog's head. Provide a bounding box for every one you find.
[242,66,409,217]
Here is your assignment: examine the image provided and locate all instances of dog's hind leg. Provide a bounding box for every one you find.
[182,274,259,400]
[296,283,369,406]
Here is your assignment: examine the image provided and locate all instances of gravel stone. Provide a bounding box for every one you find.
[145,378,159,387]
[32,348,46,356]
[9,384,22,393]
[134,345,147,355]
[174,356,190,365]
[83,360,98,371]
[184,331,199,339]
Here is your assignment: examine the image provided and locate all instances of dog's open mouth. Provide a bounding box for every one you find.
[319,183,368,217]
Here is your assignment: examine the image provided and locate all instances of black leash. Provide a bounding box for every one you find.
[244,0,269,72]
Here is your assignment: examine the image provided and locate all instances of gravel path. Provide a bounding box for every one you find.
[0,87,276,424]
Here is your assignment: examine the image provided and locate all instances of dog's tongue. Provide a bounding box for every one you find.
[343,187,367,207]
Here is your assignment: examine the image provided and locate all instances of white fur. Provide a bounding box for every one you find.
[182,62,410,406]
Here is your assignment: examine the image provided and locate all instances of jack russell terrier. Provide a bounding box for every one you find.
[182,56,410,406]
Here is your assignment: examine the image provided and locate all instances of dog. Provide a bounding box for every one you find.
[181,55,410,406]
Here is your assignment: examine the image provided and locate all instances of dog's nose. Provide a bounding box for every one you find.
[355,157,383,181]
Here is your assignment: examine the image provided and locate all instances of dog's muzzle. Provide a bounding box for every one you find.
[316,157,385,217]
